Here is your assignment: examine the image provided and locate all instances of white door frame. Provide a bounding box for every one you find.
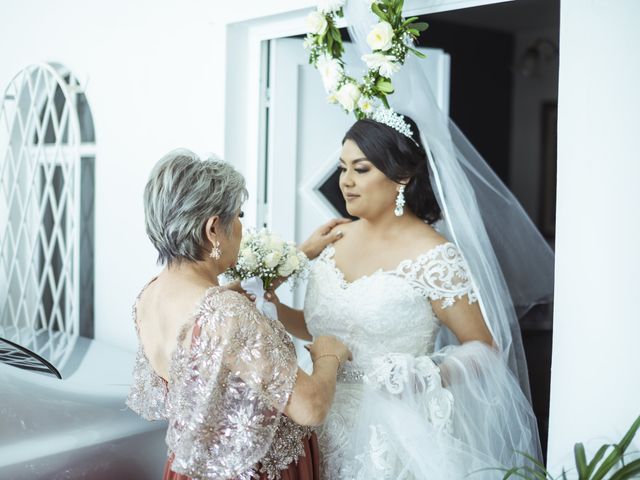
[223,0,516,229]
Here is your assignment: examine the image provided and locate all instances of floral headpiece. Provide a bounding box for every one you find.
[304,0,428,140]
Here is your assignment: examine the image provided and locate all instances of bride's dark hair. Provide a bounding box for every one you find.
[342,116,442,224]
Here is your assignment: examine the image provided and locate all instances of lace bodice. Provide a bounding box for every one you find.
[304,242,479,479]
[127,285,312,480]
[304,242,478,375]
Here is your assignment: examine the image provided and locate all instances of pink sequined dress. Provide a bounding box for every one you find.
[127,284,318,480]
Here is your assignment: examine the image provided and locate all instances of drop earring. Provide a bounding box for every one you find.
[394,185,406,217]
[210,240,222,260]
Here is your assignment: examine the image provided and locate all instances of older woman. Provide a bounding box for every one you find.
[126,149,351,480]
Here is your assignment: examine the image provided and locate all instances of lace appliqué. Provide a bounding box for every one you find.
[396,242,479,308]
[320,242,478,309]
[126,283,168,421]
[364,353,454,434]
[127,286,311,480]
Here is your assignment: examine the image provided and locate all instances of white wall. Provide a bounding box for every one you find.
[548,0,640,470]
[0,0,226,351]
[510,27,559,224]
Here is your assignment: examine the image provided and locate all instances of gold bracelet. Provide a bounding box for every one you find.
[314,354,341,369]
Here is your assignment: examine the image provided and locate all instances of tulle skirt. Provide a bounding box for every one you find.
[163,432,320,480]
[320,341,541,479]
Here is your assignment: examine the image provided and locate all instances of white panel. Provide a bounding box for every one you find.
[548,0,640,470]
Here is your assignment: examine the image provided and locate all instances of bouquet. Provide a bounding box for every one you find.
[226,229,309,319]
[228,228,309,289]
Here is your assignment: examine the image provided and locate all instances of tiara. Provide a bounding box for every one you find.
[369,107,415,142]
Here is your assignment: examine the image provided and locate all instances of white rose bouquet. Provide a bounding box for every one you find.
[227,228,309,291]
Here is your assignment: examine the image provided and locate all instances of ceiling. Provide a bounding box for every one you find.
[428,0,559,33]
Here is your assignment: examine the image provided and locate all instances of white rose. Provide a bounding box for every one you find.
[306,11,328,35]
[336,83,361,112]
[268,235,285,251]
[264,251,282,269]
[362,52,400,77]
[278,254,300,277]
[367,21,394,51]
[378,58,400,78]
[317,0,345,14]
[362,52,386,70]
[302,35,314,50]
[241,249,258,270]
[317,54,343,93]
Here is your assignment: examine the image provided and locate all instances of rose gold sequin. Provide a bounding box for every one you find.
[127,286,313,479]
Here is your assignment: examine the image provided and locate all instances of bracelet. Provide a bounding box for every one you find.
[314,354,341,369]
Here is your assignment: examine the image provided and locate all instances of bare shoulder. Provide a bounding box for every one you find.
[402,221,450,258]
[335,218,360,235]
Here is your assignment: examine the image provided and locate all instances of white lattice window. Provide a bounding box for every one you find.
[0,63,95,372]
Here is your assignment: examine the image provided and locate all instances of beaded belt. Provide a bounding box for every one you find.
[337,367,365,384]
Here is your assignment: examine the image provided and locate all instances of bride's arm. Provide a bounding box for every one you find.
[430,296,495,386]
[266,219,350,340]
[432,296,494,347]
[269,292,312,341]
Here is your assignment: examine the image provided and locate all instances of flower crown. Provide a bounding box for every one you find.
[305,0,428,141]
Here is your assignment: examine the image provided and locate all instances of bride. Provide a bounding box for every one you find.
[260,3,554,477]
[272,114,542,478]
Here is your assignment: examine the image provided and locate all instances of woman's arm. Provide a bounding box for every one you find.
[284,335,351,426]
[430,296,496,386]
[272,298,312,341]
[432,296,494,347]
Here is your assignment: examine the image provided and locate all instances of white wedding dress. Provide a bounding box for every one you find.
[304,243,540,479]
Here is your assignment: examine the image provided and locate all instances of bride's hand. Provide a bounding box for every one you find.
[299,218,351,260]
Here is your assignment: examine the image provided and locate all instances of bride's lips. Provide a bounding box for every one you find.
[344,193,360,202]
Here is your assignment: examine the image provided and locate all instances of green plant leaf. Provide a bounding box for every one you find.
[402,16,419,27]
[409,47,427,58]
[330,27,341,42]
[376,79,394,93]
[575,443,588,478]
[617,416,640,453]
[411,21,429,31]
[609,458,640,480]
[513,451,554,479]
[585,445,612,478]
[371,3,389,22]
[501,466,537,479]
[593,416,640,480]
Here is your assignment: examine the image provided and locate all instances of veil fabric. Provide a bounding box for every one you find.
[344,0,554,398]
[332,2,554,473]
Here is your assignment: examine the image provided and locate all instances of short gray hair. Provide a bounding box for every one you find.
[143,148,247,266]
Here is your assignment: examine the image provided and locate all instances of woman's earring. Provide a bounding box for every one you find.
[394,185,406,217]
[210,240,222,260]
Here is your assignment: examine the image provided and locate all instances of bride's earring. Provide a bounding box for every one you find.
[210,239,222,260]
[394,185,406,217]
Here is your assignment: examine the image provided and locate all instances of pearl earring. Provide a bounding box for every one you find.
[210,240,222,260]
[394,185,406,217]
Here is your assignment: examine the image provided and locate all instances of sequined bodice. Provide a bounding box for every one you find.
[127,286,311,480]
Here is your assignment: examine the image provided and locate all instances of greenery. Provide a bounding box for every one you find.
[481,415,640,480]
[305,0,429,118]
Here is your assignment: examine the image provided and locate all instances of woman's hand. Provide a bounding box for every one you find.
[307,335,352,365]
[299,218,351,260]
